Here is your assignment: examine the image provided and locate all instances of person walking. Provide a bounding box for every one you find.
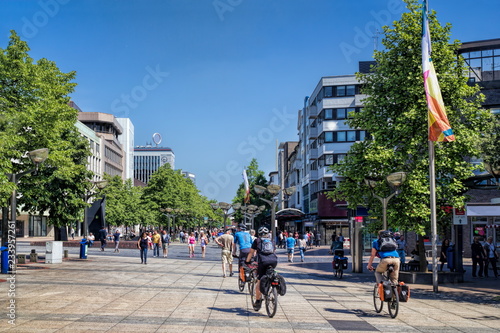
[70,227,75,240]
[113,229,121,253]
[298,234,307,262]
[286,233,296,262]
[199,231,209,258]
[396,234,407,265]
[98,226,107,251]
[161,230,170,258]
[152,230,161,257]
[483,236,498,278]
[439,239,450,271]
[137,232,149,264]
[471,236,486,278]
[188,232,196,258]
[215,229,234,277]
[316,232,321,247]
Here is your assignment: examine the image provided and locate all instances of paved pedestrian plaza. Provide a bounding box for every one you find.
[0,239,498,332]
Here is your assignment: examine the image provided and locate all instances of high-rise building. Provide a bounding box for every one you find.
[134,144,175,184]
[116,118,135,181]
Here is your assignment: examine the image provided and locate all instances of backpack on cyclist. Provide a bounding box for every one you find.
[378,232,398,252]
[259,237,274,255]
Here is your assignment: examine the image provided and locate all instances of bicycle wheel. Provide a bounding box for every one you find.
[337,268,343,279]
[373,284,383,313]
[265,286,278,318]
[387,286,399,318]
[249,279,257,308]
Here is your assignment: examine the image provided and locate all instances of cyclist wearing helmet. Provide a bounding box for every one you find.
[246,226,278,310]
[233,223,253,270]
[367,230,400,284]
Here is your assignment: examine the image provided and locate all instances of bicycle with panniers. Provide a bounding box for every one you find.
[368,230,410,319]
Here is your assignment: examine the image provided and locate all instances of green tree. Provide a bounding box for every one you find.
[0,31,91,239]
[329,1,492,238]
[232,158,271,227]
[142,164,214,231]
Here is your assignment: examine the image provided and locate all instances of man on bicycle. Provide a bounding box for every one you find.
[246,226,278,311]
[233,223,253,275]
[367,230,400,285]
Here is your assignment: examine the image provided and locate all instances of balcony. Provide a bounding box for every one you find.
[309,148,318,160]
[308,126,318,139]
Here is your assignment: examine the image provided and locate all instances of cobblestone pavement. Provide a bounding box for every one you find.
[0,239,498,332]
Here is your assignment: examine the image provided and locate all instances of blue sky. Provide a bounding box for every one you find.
[1,0,500,203]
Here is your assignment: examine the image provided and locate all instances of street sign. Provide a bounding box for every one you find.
[453,207,467,225]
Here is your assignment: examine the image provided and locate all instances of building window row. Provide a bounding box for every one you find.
[104,163,122,177]
[105,146,122,165]
[319,153,346,167]
[310,84,360,106]
[320,130,366,143]
[462,49,500,82]
[320,107,361,121]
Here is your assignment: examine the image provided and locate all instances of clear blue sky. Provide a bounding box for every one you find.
[1,0,499,203]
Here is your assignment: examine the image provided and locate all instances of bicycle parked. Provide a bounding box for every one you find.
[373,264,410,318]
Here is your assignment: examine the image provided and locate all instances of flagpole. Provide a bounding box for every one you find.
[429,140,439,293]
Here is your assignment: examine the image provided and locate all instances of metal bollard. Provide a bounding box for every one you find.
[64,250,69,258]
[18,254,27,264]
[30,252,38,262]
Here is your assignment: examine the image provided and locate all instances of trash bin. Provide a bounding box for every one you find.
[1,246,8,274]
[80,239,88,259]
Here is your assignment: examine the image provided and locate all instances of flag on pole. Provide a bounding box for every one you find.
[242,169,250,204]
[422,0,455,142]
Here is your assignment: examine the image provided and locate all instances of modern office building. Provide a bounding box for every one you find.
[458,38,500,254]
[134,144,175,184]
[116,118,135,181]
[77,110,125,179]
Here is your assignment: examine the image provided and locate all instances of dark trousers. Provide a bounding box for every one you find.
[140,248,148,263]
[484,257,499,277]
[472,256,484,277]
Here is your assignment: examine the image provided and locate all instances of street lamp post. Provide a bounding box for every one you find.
[4,148,49,274]
[254,184,295,242]
[364,171,407,230]
[211,202,233,231]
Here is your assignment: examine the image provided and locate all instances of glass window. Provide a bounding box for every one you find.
[359,130,366,141]
[470,51,481,58]
[482,49,493,57]
[491,108,500,115]
[347,131,357,141]
[337,154,346,163]
[495,49,500,56]
[471,217,488,242]
[483,57,494,71]
[336,86,346,97]
[346,108,356,118]
[324,86,333,97]
[470,58,481,69]
[337,131,346,142]
[324,132,333,142]
[324,109,333,119]
[336,108,347,119]
[325,154,334,165]
[346,85,356,96]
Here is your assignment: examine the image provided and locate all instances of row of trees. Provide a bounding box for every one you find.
[329,0,499,238]
[0,31,242,239]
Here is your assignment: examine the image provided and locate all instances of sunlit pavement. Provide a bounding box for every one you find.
[0,239,498,332]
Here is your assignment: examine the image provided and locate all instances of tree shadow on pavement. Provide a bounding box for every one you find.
[198,287,242,295]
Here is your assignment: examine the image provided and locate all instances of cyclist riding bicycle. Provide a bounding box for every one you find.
[246,226,278,311]
[367,230,400,284]
[233,223,253,273]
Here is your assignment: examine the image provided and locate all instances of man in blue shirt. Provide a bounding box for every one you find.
[233,224,253,269]
[286,234,296,262]
[367,230,400,284]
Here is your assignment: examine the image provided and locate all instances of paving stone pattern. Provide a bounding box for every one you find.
[0,239,498,332]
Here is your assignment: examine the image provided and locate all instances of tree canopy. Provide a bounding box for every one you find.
[329,0,493,234]
[0,31,91,230]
